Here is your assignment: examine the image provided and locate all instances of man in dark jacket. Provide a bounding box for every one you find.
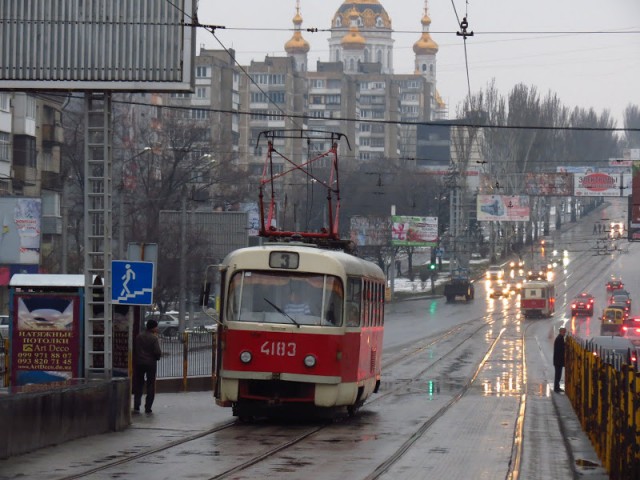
[553,327,567,393]
[133,319,162,414]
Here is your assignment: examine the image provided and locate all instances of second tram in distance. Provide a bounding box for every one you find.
[213,242,386,419]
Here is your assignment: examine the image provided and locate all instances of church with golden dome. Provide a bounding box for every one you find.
[185,0,448,177]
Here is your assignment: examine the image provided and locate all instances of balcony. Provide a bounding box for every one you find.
[41,170,63,190]
[41,123,64,147]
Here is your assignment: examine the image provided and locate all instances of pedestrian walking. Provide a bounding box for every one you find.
[133,318,162,414]
[553,327,567,393]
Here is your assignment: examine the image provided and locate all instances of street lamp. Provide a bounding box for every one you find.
[119,147,151,259]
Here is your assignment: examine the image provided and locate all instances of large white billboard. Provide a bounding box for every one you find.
[477,195,530,222]
[574,172,632,197]
[0,197,41,265]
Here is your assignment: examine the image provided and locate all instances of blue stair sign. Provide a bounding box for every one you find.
[112,261,154,305]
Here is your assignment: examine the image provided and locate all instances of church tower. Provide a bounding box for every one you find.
[284,0,310,72]
[329,0,394,74]
[413,0,439,84]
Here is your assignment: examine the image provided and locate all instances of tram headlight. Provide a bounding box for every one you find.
[240,351,252,364]
[304,354,317,368]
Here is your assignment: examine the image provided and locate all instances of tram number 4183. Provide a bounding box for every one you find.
[261,341,296,357]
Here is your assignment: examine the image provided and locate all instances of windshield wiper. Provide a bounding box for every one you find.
[263,298,300,328]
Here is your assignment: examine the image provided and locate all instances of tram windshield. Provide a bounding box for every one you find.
[227,271,344,326]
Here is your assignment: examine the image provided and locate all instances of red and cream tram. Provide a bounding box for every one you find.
[213,243,385,418]
[520,280,556,318]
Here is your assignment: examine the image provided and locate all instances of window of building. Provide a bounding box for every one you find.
[371,124,385,134]
[0,93,9,112]
[371,138,385,148]
[0,132,10,161]
[372,110,385,119]
[359,137,370,146]
[326,95,341,105]
[171,92,190,99]
[311,96,324,105]
[376,17,384,28]
[327,79,341,89]
[311,79,325,89]
[196,87,208,99]
[360,124,371,132]
[191,109,210,120]
[196,66,210,78]
[335,17,342,28]
[26,95,36,118]
[41,190,60,217]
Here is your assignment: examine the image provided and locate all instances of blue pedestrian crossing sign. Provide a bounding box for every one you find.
[112,261,154,305]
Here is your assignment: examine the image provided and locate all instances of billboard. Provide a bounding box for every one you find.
[477,195,530,221]
[391,216,438,246]
[350,216,392,247]
[0,0,197,92]
[0,197,41,264]
[574,172,632,197]
[10,293,82,386]
[524,173,573,196]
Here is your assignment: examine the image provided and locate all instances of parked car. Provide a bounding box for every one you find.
[146,311,180,337]
[588,335,638,368]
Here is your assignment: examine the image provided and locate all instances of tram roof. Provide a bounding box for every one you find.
[223,243,385,279]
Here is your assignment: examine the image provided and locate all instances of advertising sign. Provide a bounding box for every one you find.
[477,195,530,221]
[391,216,438,246]
[0,197,41,264]
[350,216,392,246]
[524,173,573,196]
[10,293,82,386]
[574,172,631,197]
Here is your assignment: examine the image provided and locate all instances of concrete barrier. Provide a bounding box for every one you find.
[0,378,130,459]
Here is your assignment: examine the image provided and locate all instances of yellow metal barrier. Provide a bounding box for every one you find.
[566,336,640,477]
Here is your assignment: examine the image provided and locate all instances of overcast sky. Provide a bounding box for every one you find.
[197,1,639,126]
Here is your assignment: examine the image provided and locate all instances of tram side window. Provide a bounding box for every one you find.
[323,276,344,326]
[346,277,361,327]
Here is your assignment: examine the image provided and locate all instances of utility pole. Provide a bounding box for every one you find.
[178,194,187,333]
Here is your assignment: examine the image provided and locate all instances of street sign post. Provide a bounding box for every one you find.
[112,261,154,305]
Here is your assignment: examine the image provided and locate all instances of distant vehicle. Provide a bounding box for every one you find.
[508,275,526,294]
[488,280,511,298]
[623,317,640,340]
[444,268,475,303]
[485,265,504,281]
[609,222,624,239]
[146,311,180,337]
[540,237,555,249]
[571,293,594,316]
[588,335,638,368]
[526,269,547,281]
[600,307,625,335]
[609,292,631,308]
[521,280,555,318]
[606,279,624,292]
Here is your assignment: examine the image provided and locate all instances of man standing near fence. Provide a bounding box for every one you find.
[133,319,162,414]
[553,327,567,393]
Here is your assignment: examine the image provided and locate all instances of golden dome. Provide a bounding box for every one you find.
[333,1,392,30]
[285,1,310,54]
[414,2,438,54]
[435,90,446,109]
[341,7,366,49]
[413,33,438,55]
[285,32,310,54]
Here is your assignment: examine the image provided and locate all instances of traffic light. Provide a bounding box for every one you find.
[429,261,437,271]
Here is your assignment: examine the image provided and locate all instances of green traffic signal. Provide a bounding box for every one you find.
[429,263,436,271]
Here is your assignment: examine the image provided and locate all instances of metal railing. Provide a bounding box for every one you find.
[566,336,640,478]
[157,331,215,378]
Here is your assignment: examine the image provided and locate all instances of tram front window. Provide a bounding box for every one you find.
[227,271,344,326]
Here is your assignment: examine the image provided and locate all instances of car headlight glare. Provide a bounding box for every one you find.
[304,355,317,368]
[240,351,252,364]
